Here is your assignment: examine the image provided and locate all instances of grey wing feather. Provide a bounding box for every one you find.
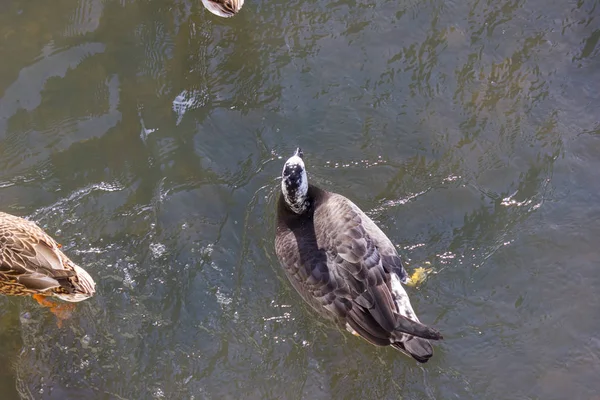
[314,197,398,335]
[315,195,440,341]
[350,202,409,283]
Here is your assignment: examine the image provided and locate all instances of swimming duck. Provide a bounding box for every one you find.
[275,148,442,362]
[201,0,244,18]
[0,212,96,320]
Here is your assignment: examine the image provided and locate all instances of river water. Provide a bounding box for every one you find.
[0,0,599,399]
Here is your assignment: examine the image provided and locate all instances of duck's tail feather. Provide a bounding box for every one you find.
[392,337,434,363]
[55,264,96,302]
[394,314,443,340]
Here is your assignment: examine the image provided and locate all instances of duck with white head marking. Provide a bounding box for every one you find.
[281,148,309,214]
[275,148,443,362]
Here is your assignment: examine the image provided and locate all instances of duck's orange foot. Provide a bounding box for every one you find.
[49,303,76,328]
[33,293,56,308]
[32,294,75,328]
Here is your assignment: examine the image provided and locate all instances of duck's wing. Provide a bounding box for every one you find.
[0,215,75,291]
[315,195,441,342]
[353,204,411,283]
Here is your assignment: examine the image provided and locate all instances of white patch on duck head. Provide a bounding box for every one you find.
[281,148,309,214]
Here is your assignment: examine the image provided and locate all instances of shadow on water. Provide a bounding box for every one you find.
[0,0,599,398]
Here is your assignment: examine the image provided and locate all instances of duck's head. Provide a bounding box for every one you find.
[201,0,244,18]
[281,148,309,214]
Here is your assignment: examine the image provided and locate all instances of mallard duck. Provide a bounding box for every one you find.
[275,148,443,362]
[201,0,244,18]
[0,212,96,318]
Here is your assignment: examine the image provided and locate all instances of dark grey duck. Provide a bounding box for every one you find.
[275,148,443,363]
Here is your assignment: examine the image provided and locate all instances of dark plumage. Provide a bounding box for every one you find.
[275,148,442,362]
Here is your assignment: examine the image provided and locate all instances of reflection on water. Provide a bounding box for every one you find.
[0,0,599,398]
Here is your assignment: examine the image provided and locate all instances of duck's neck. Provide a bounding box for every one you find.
[284,191,309,214]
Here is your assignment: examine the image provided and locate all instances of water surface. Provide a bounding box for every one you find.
[0,0,599,398]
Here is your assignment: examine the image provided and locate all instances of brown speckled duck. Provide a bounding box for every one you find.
[0,212,96,320]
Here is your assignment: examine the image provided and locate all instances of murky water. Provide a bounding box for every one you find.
[0,0,599,398]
